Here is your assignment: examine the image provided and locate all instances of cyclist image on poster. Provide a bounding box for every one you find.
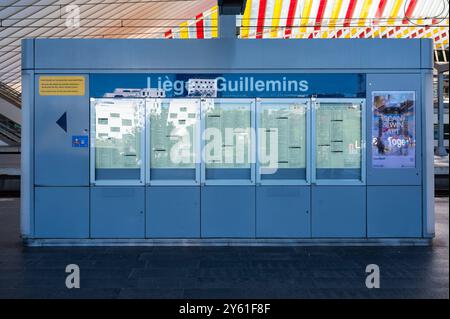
[372,91,415,168]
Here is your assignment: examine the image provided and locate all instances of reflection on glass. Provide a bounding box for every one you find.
[150,99,198,169]
[316,102,361,179]
[92,99,144,172]
[204,100,251,169]
[259,102,307,174]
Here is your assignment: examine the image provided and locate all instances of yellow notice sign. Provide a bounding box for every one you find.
[39,76,85,96]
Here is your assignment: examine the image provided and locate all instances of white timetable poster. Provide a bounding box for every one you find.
[205,103,251,169]
[94,99,143,169]
[260,103,306,169]
[150,100,197,168]
[316,103,361,169]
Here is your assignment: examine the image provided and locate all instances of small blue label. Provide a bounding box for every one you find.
[72,135,88,148]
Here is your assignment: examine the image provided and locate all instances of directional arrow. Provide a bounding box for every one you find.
[56,112,67,132]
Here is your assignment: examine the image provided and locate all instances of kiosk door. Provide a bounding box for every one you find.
[201,98,256,238]
[311,99,366,238]
[90,98,145,238]
[256,99,311,238]
[146,98,201,238]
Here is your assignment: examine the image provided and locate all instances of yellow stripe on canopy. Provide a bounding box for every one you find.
[329,0,343,30]
[180,22,189,39]
[241,0,253,38]
[299,0,313,37]
[270,0,284,38]
[211,5,218,38]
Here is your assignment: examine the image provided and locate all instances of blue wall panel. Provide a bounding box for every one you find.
[312,186,366,238]
[91,187,145,238]
[256,186,311,238]
[146,186,200,238]
[368,186,422,237]
[34,74,89,186]
[35,187,89,238]
[366,73,422,185]
[201,186,255,238]
[32,39,427,71]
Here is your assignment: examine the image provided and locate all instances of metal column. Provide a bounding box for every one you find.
[435,63,449,156]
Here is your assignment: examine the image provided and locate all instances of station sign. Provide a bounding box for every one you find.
[90,73,366,99]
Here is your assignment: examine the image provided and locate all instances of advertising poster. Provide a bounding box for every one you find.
[372,91,416,168]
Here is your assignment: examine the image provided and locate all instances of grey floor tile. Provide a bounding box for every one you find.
[118,288,184,299]
[183,288,249,299]
[0,197,448,299]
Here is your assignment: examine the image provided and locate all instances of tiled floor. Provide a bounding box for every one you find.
[0,197,448,299]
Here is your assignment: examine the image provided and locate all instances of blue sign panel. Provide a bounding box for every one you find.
[72,135,88,148]
[90,73,365,98]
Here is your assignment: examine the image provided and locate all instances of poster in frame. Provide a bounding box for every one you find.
[371,91,416,169]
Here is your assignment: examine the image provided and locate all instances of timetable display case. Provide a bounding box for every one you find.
[90,98,145,185]
[257,99,310,185]
[147,98,200,185]
[312,99,366,184]
[89,97,366,186]
[201,98,255,185]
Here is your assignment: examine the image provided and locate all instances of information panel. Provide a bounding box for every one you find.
[371,91,416,169]
[39,76,85,96]
[315,101,362,180]
[259,100,307,180]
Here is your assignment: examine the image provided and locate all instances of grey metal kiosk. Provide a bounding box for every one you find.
[21,38,435,245]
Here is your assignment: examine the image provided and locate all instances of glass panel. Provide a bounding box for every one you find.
[92,98,144,181]
[204,100,252,180]
[259,101,307,180]
[149,99,199,180]
[315,101,362,180]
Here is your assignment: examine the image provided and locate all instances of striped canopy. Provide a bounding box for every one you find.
[165,0,449,51]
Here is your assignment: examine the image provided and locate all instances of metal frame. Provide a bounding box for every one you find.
[21,69,35,239]
[421,71,435,238]
[311,98,366,186]
[255,98,311,186]
[90,98,146,186]
[26,237,432,247]
[200,98,256,186]
[146,98,201,186]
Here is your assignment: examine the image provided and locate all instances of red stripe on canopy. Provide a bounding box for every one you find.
[403,0,418,24]
[256,0,268,39]
[374,0,387,25]
[196,13,204,39]
[314,0,328,31]
[344,0,357,28]
[284,0,298,38]
[164,30,173,39]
